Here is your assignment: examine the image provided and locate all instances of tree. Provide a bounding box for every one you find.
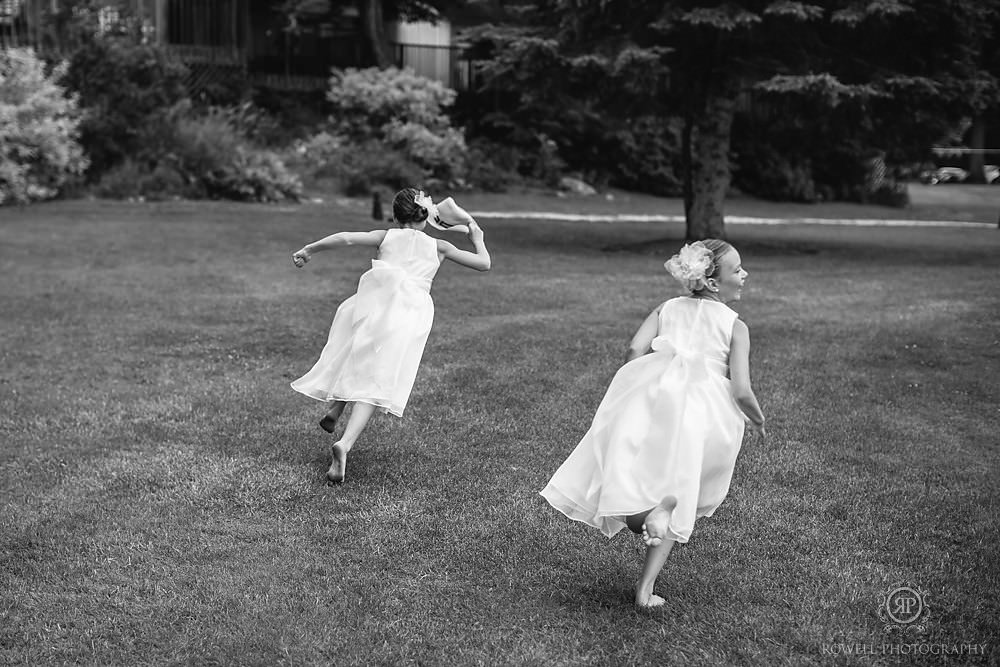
[468,1,1000,240]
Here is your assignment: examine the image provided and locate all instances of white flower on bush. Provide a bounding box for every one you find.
[0,48,88,205]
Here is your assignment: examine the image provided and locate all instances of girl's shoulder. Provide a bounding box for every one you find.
[673,295,738,314]
[658,296,693,313]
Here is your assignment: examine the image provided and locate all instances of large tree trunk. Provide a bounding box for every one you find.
[681,103,694,223]
[967,115,986,183]
[359,0,392,68]
[685,82,738,241]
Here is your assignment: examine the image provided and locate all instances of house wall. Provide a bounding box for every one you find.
[390,19,452,83]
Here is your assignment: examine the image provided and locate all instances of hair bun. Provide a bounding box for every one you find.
[416,205,428,222]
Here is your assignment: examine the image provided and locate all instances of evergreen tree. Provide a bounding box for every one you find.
[468,1,1000,239]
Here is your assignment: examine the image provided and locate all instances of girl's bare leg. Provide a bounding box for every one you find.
[319,400,346,433]
[625,504,676,608]
[326,401,377,483]
[634,539,675,608]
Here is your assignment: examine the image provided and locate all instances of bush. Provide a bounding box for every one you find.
[463,139,521,192]
[323,67,468,186]
[204,146,303,203]
[733,143,818,203]
[382,120,467,182]
[62,36,189,175]
[338,143,425,197]
[327,66,458,139]
[866,182,910,208]
[96,102,302,203]
[94,159,186,200]
[0,48,89,205]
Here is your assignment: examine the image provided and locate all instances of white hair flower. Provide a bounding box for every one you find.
[664,242,714,292]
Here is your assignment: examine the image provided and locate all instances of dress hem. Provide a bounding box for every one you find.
[289,384,404,417]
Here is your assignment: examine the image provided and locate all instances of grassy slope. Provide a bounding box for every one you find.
[1,199,998,666]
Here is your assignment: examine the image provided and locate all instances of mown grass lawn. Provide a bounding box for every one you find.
[1,198,998,666]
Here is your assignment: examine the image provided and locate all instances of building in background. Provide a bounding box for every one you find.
[0,0,472,93]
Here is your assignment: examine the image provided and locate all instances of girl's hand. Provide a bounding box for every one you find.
[748,420,767,439]
[292,248,311,268]
[467,220,484,244]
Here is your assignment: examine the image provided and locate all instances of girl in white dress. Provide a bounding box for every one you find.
[540,239,766,609]
[291,188,491,483]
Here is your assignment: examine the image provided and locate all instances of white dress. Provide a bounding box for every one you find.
[291,228,441,417]
[540,297,747,542]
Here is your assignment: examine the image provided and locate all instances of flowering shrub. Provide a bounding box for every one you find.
[0,48,89,205]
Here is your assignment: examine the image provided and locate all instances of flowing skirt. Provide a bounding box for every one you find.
[291,260,434,417]
[540,348,746,541]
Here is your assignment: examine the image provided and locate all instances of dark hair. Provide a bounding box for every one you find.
[392,187,428,226]
[694,238,734,292]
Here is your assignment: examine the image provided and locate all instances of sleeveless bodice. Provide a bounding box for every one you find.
[375,228,441,288]
[651,297,738,376]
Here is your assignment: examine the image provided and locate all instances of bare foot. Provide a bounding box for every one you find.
[319,414,338,433]
[326,442,348,484]
[634,583,666,609]
[641,506,670,547]
[319,403,344,433]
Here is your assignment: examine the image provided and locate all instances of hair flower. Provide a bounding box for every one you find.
[664,242,715,292]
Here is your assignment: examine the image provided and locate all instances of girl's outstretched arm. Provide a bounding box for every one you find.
[437,221,491,271]
[729,319,766,434]
[625,304,663,363]
[292,230,388,267]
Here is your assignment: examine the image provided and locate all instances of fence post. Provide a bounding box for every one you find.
[153,0,166,45]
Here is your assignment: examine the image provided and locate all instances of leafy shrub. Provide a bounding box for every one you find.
[324,67,468,186]
[327,66,458,139]
[733,143,817,203]
[62,36,189,175]
[463,139,521,192]
[155,105,302,202]
[94,159,186,200]
[0,48,89,205]
[339,144,425,197]
[382,120,467,182]
[96,102,302,203]
[204,146,303,202]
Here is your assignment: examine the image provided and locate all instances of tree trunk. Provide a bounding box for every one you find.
[685,82,738,241]
[967,115,986,183]
[358,0,392,68]
[681,103,694,223]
